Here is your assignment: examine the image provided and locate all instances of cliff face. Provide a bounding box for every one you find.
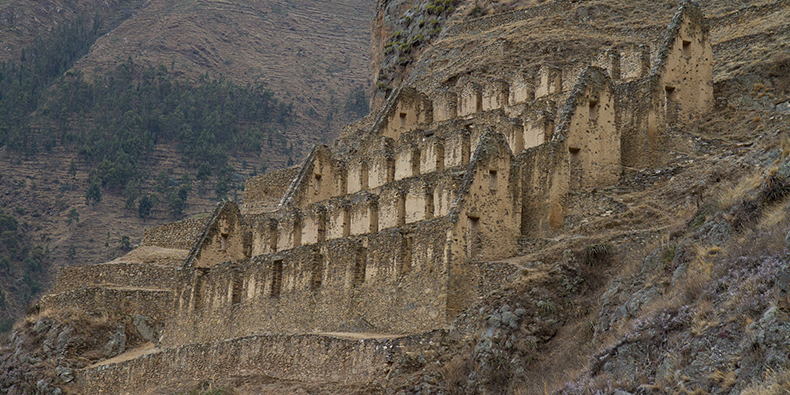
[369,0,459,112]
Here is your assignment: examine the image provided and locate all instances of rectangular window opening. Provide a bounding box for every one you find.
[412,149,421,177]
[270,259,283,298]
[399,112,408,127]
[468,216,481,258]
[354,248,368,286]
[400,233,413,275]
[360,162,369,190]
[589,100,599,122]
[665,85,677,101]
[231,272,243,305]
[193,274,204,310]
[310,254,323,290]
[488,170,498,191]
[313,174,322,192]
[682,40,692,58]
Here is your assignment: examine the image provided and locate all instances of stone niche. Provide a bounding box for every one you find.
[251,217,278,256]
[404,179,433,224]
[347,159,369,195]
[325,199,351,240]
[524,110,554,150]
[619,44,650,81]
[301,204,327,246]
[592,48,621,80]
[367,139,395,189]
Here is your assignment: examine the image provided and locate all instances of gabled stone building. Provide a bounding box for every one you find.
[150,1,714,346]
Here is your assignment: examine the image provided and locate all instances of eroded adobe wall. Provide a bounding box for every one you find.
[75,331,446,395]
[450,131,521,262]
[560,68,620,188]
[519,142,569,237]
[380,87,433,140]
[52,262,176,293]
[188,204,248,269]
[653,4,713,123]
[141,218,210,250]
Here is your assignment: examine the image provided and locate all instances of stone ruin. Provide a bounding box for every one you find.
[40,2,714,392]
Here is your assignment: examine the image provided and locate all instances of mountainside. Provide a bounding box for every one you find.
[0,0,375,337]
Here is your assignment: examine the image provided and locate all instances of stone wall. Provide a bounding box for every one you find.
[75,331,445,394]
[241,166,300,213]
[165,217,454,346]
[40,287,173,320]
[141,218,209,250]
[51,262,176,293]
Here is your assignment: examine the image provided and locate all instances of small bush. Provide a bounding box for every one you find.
[583,243,612,266]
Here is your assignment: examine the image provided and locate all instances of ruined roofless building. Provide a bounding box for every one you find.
[44,1,713,369]
[122,1,714,346]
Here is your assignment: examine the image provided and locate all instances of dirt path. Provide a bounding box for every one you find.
[89,342,160,368]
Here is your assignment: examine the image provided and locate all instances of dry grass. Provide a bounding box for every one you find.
[742,368,790,395]
[440,355,469,393]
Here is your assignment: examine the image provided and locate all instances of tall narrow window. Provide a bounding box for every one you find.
[342,207,351,237]
[193,273,205,310]
[399,112,407,127]
[665,85,678,122]
[589,100,599,123]
[317,211,327,242]
[360,162,369,190]
[370,204,379,233]
[292,217,301,248]
[310,254,323,290]
[219,233,229,251]
[400,233,413,275]
[270,259,283,298]
[231,272,243,305]
[397,195,406,227]
[468,216,481,258]
[354,248,367,286]
[313,174,322,193]
[489,170,498,191]
[412,149,421,177]
[269,222,278,253]
[682,40,692,59]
